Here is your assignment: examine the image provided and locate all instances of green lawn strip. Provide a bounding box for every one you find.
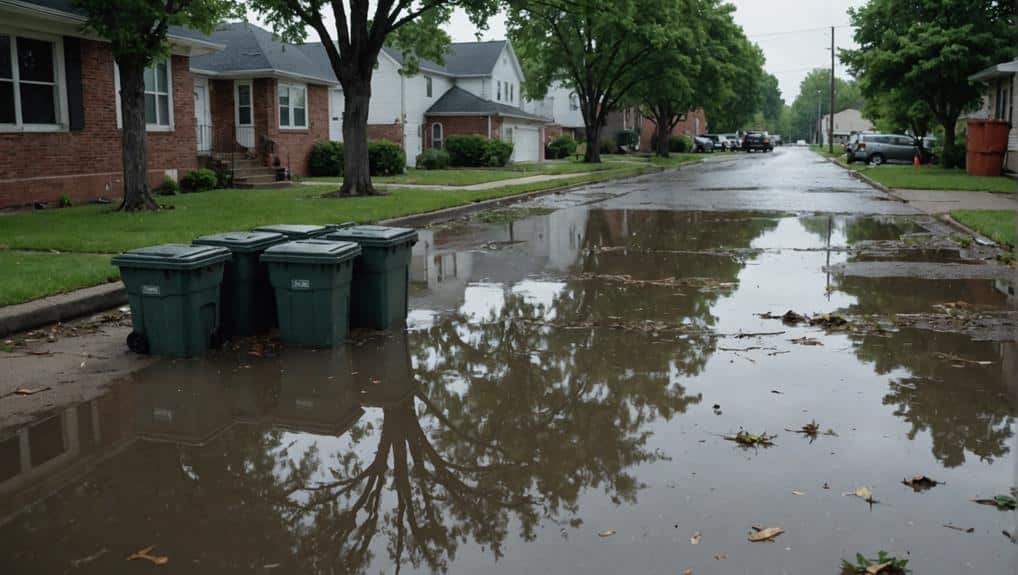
[809,144,846,160]
[304,161,614,187]
[649,153,706,167]
[949,209,1016,246]
[849,165,1016,194]
[0,251,120,307]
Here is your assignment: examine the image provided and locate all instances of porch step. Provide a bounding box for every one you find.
[234,174,286,186]
[235,180,294,189]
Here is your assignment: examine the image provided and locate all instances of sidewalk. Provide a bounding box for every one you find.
[889,188,1018,215]
[304,172,595,191]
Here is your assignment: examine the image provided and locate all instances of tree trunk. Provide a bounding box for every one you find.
[584,124,602,163]
[940,114,959,169]
[655,119,671,157]
[335,76,380,197]
[117,58,157,212]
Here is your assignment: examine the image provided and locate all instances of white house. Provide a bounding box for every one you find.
[305,40,549,165]
[818,108,874,145]
[525,81,586,139]
[970,58,1017,174]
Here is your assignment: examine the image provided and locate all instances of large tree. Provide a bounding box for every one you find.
[508,0,684,163]
[786,69,864,143]
[75,0,237,211]
[251,0,497,196]
[841,0,1017,168]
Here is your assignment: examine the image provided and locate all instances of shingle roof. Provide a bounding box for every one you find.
[427,86,547,122]
[189,22,337,84]
[379,41,507,77]
[970,58,1018,81]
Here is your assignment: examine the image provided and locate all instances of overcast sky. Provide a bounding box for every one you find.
[251,0,868,103]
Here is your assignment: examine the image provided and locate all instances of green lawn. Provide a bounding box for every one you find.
[850,165,1016,194]
[0,166,648,306]
[304,160,613,187]
[809,144,847,160]
[0,251,119,307]
[950,209,1016,246]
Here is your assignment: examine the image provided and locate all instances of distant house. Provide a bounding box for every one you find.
[524,81,586,142]
[0,0,221,208]
[969,58,1017,174]
[601,107,707,151]
[818,109,874,145]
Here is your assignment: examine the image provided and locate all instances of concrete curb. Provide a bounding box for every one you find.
[0,282,126,338]
[818,154,908,201]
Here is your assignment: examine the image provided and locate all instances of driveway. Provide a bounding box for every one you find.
[2,147,1016,574]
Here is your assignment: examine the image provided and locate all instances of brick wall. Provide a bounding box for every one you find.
[257,79,329,176]
[367,122,404,144]
[422,115,494,150]
[0,40,197,208]
[638,108,708,151]
[209,78,235,151]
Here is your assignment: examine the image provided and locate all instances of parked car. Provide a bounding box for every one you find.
[722,133,741,150]
[702,134,734,151]
[742,132,773,152]
[846,133,918,165]
[795,139,807,146]
[693,136,715,153]
[772,135,783,146]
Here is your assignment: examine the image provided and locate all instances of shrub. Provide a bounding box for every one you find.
[547,135,578,159]
[180,168,217,192]
[416,148,450,170]
[58,193,72,207]
[599,138,615,154]
[669,134,693,153]
[616,129,639,148]
[368,139,405,176]
[309,140,344,177]
[156,176,179,196]
[485,139,514,167]
[446,134,490,167]
[935,129,966,169]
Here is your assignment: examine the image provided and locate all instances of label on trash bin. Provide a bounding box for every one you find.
[142,285,161,296]
[291,279,311,290]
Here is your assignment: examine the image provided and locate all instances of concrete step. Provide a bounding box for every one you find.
[235,180,293,189]
[232,166,278,177]
[234,174,284,185]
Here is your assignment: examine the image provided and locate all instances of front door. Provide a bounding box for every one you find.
[329,88,344,142]
[235,81,254,149]
[193,78,210,154]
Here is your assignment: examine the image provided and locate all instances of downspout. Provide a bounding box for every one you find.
[487,115,491,139]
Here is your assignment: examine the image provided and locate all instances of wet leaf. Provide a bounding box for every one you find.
[844,486,876,503]
[792,490,806,496]
[810,313,848,328]
[724,429,776,447]
[690,531,701,545]
[598,529,616,538]
[1003,530,1017,544]
[972,495,1016,510]
[789,336,823,346]
[780,310,808,325]
[683,569,693,575]
[14,386,50,396]
[713,553,727,560]
[127,545,168,566]
[865,562,892,574]
[748,526,784,542]
[901,475,940,492]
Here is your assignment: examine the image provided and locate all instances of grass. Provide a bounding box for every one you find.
[848,164,1016,194]
[950,209,1016,246]
[0,251,119,307]
[304,159,614,187]
[809,144,847,160]
[0,165,649,306]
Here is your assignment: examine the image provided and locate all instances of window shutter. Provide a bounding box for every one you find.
[64,37,84,130]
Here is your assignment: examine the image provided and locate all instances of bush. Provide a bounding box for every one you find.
[309,141,344,177]
[599,138,614,154]
[446,134,490,167]
[936,129,967,169]
[156,176,179,196]
[58,193,72,207]
[547,135,578,159]
[416,148,450,170]
[669,134,693,153]
[180,168,217,192]
[368,140,405,176]
[485,139,514,167]
[616,129,639,149]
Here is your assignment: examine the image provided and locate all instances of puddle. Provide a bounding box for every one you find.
[2,207,1016,575]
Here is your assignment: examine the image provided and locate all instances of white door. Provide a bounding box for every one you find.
[193,78,211,154]
[404,122,421,166]
[235,81,254,149]
[329,88,344,142]
[512,125,541,162]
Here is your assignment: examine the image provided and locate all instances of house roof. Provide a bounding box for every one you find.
[8,0,222,54]
[380,41,508,77]
[190,22,337,85]
[970,58,1018,81]
[426,86,547,121]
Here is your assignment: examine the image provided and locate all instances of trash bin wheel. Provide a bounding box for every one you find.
[127,331,150,355]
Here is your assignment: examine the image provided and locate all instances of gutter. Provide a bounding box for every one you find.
[190,67,339,86]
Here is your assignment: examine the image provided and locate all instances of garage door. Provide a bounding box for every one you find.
[509,125,541,163]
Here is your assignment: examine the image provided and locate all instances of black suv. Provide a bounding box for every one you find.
[742,132,773,153]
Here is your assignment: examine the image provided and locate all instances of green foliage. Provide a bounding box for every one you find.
[616,129,639,148]
[546,135,578,159]
[446,135,490,167]
[156,176,180,196]
[309,141,344,177]
[670,135,693,153]
[58,193,73,208]
[841,0,1018,167]
[841,551,910,574]
[934,128,966,170]
[484,139,514,167]
[787,69,866,143]
[368,140,405,176]
[951,210,1016,247]
[180,168,218,192]
[416,148,451,170]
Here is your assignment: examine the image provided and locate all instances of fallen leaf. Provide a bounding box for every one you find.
[690,531,701,545]
[127,545,168,566]
[713,553,727,560]
[791,490,806,496]
[972,495,1016,510]
[683,570,692,575]
[724,429,776,446]
[14,386,50,396]
[844,486,876,503]
[901,475,940,491]
[748,526,784,542]
[781,310,808,325]
[598,529,616,538]
[822,482,830,490]
[864,562,892,574]
[789,336,823,346]
[1003,530,1017,544]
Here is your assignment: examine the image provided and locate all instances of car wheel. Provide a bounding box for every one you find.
[869,153,885,166]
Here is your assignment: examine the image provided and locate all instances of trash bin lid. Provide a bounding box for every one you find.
[324,225,418,248]
[112,244,231,270]
[260,240,361,264]
[193,231,285,253]
[251,224,328,239]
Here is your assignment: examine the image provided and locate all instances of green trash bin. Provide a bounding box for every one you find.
[261,240,361,348]
[112,244,232,357]
[251,224,329,240]
[323,225,418,330]
[192,231,286,338]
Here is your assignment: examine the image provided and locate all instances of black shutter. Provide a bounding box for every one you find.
[64,37,84,131]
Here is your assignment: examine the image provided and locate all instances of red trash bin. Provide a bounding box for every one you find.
[966,119,1010,176]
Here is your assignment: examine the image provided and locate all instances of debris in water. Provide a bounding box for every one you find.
[70,548,108,568]
[1003,530,1017,544]
[791,490,806,496]
[844,486,877,504]
[14,386,50,396]
[789,336,823,346]
[724,429,776,447]
[901,475,940,492]
[822,482,830,490]
[780,310,808,325]
[971,495,1016,510]
[933,352,993,367]
[690,531,701,545]
[683,569,693,575]
[942,524,973,533]
[841,551,909,574]
[810,313,848,328]
[713,553,727,561]
[598,529,617,538]
[786,420,820,436]
[748,526,784,542]
[127,545,168,566]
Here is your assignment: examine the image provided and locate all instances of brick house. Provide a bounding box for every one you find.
[189,22,338,185]
[0,0,221,208]
[603,106,708,151]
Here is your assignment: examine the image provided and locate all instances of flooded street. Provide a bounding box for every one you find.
[2,148,1016,574]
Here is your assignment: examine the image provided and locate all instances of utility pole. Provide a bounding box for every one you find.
[816,90,822,145]
[829,26,835,154]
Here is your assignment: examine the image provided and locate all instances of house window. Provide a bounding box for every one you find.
[569,92,578,111]
[426,76,432,98]
[509,83,514,103]
[502,125,513,143]
[497,81,502,101]
[114,58,173,131]
[431,122,443,149]
[0,32,64,130]
[236,82,252,125]
[278,83,307,129]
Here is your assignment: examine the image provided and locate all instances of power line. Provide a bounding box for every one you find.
[747,24,854,40]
